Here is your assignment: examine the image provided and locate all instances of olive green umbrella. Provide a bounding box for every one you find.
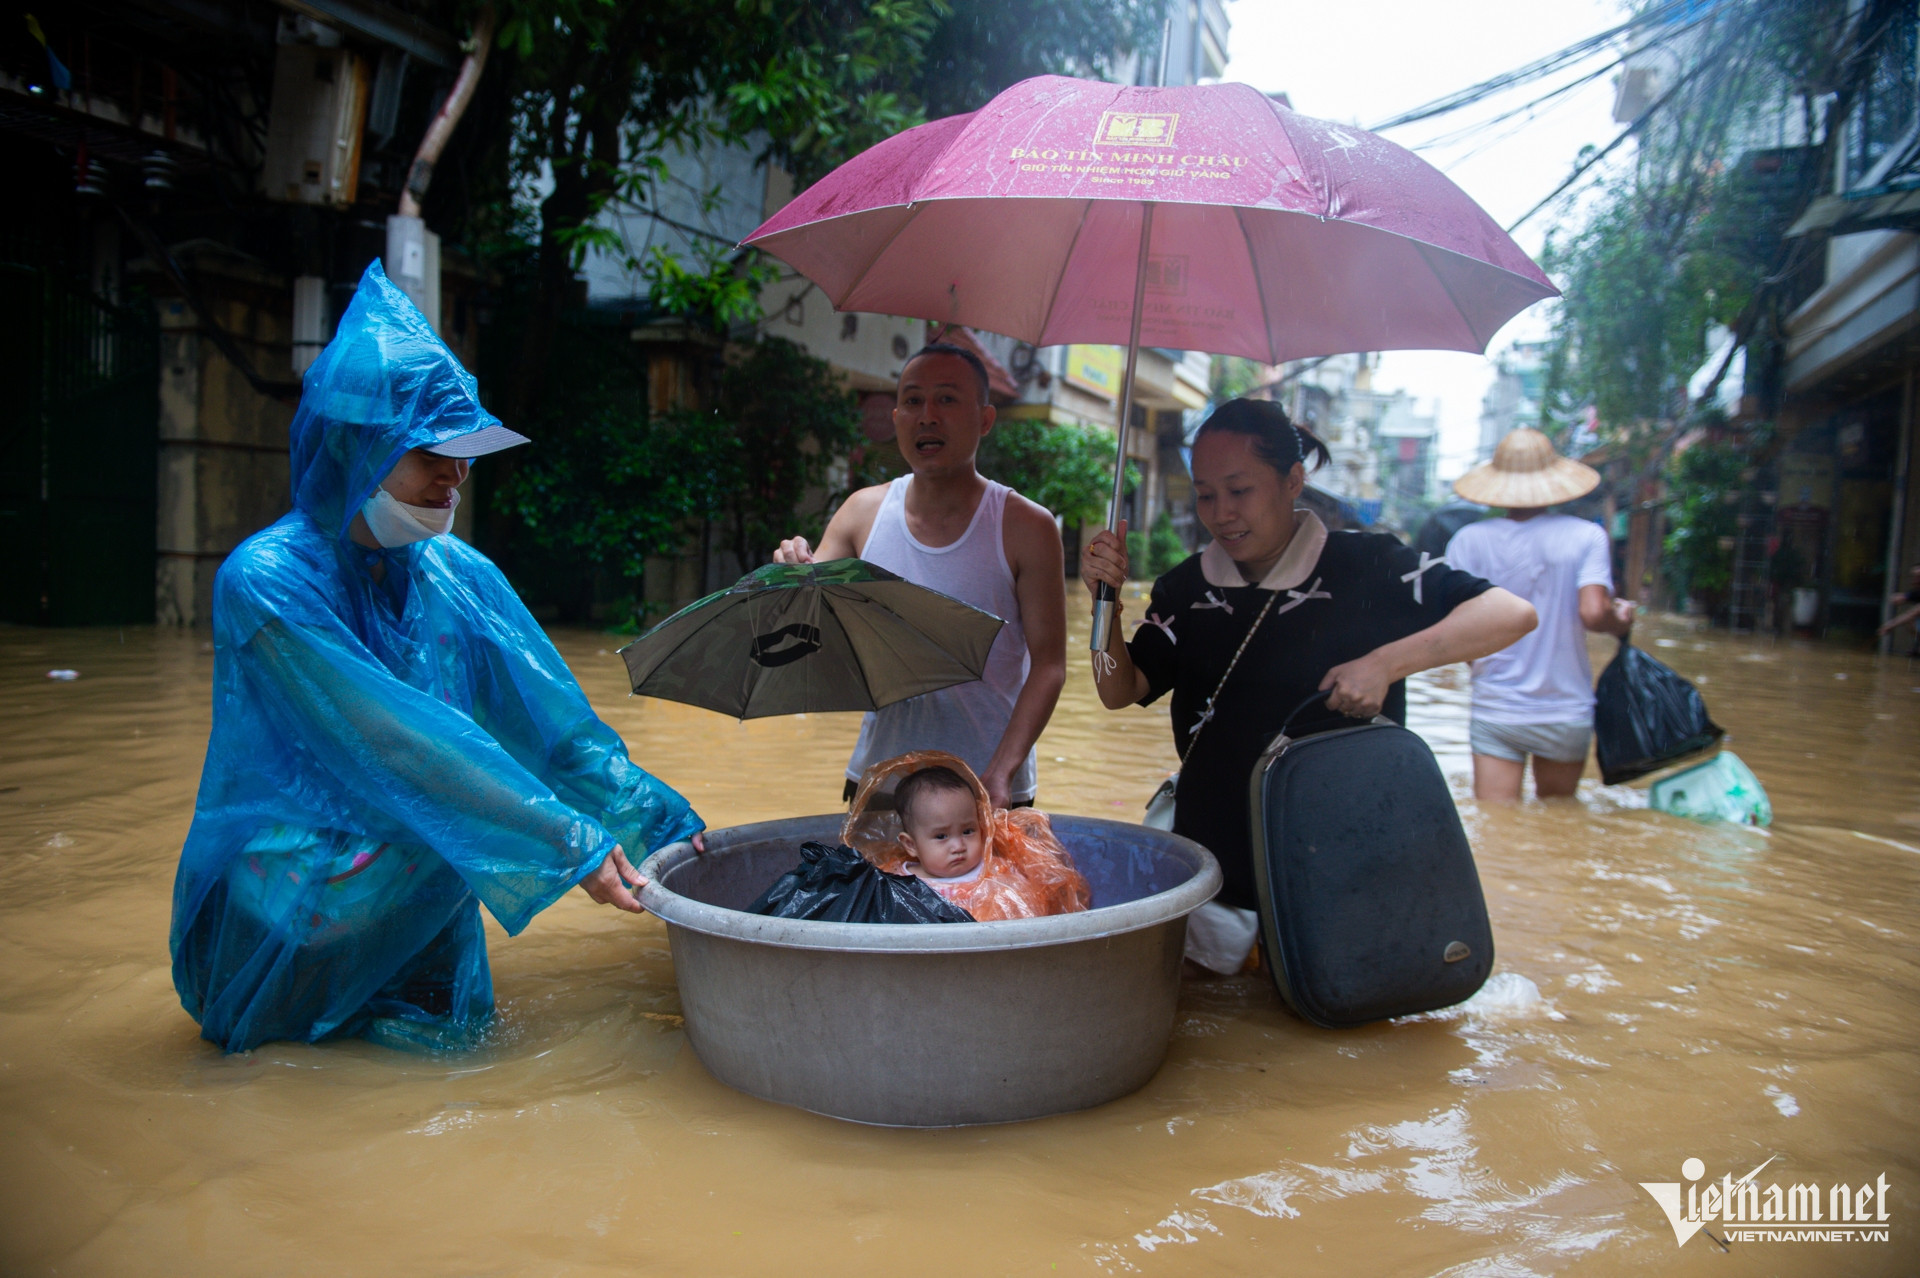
[617,559,1005,720]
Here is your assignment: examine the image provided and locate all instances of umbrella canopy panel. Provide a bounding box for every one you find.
[620,563,1006,720]
[747,76,1556,362]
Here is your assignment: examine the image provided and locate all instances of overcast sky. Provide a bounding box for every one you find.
[1223,0,1631,478]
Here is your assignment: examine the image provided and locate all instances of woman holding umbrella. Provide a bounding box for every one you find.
[1079,398,1536,929]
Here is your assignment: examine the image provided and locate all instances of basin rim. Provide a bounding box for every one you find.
[636,812,1222,954]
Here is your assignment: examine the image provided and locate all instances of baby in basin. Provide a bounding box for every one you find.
[892,765,990,889]
[847,751,1090,922]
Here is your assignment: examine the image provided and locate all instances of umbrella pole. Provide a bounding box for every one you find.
[1090,202,1156,656]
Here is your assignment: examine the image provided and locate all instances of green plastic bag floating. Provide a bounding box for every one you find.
[1648,751,1771,827]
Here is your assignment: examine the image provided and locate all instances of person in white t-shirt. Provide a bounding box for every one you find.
[1446,429,1634,801]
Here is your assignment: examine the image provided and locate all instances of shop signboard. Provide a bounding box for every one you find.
[1065,345,1123,398]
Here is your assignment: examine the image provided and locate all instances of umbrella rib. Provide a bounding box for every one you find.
[838,205,926,311]
[825,588,883,710]
[1416,241,1484,351]
[1234,205,1280,366]
[1260,95,1333,221]
[624,597,741,691]
[1034,198,1095,345]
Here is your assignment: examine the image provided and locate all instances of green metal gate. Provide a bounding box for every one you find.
[0,267,159,625]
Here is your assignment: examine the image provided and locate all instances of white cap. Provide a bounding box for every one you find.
[423,423,532,458]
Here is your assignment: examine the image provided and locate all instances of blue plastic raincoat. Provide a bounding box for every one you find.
[170,262,702,1053]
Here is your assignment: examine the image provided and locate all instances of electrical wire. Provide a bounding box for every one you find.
[1412,55,1623,153]
[1395,0,1742,162]
[1367,0,1718,132]
[1504,53,1718,233]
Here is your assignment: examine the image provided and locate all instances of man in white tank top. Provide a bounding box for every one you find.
[773,345,1067,808]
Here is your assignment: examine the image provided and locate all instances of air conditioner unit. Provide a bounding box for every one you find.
[260,43,369,206]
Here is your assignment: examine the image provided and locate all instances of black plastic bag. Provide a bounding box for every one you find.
[1593,638,1723,785]
[746,842,975,924]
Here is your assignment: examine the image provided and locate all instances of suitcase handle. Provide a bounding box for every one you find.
[1278,690,1384,738]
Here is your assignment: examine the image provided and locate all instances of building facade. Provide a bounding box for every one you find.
[1,0,479,627]
[1762,1,1917,643]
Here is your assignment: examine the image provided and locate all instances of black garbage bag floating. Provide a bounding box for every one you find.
[1593,638,1724,786]
[746,841,975,924]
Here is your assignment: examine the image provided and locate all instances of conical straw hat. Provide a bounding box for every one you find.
[1452,428,1599,507]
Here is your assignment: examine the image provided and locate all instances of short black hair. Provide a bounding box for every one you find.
[903,342,991,406]
[894,766,974,826]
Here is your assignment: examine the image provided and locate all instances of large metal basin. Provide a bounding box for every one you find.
[637,813,1221,1127]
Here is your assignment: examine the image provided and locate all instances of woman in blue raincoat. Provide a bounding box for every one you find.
[171,262,703,1053]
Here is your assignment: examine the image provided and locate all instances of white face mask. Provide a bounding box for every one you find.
[361,488,459,548]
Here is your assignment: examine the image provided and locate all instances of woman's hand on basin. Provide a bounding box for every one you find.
[580,844,648,914]
[692,831,707,854]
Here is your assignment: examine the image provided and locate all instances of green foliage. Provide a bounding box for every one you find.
[1535,0,1852,443]
[639,245,781,331]
[702,335,865,565]
[720,0,945,185]
[496,325,859,596]
[490,0,937,205]
[1126,510,1189,579]
[474,0,1156,269]
[1540,179,1737,430]
[1662,436,1745,603]
[912,0,1161,120]
[976,416,1138,529]
[491,320,717,585]
[459,0,1155,609]
[1210,356,1269,403]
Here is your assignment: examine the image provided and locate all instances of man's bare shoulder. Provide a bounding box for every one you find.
[831,482,892,534]
[819,481,892,557]
[837,482,893,515]
[1001,490,1063,534]
[1000,490,1065,563]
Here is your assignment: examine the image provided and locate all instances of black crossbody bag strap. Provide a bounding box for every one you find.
[1177,586,1283,767]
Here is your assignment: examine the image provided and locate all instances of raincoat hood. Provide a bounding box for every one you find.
[290,261,501,542]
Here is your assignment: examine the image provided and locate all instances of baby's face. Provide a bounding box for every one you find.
[897,786,985,878]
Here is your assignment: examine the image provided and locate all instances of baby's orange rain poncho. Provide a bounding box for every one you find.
[844,751,1091,921]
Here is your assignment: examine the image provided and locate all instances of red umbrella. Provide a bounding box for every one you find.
[746,75,1556,650]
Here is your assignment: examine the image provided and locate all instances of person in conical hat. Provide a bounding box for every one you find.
[1446,429,1636,802]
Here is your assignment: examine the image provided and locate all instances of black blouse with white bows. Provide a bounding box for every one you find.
[1125,516,1491,909]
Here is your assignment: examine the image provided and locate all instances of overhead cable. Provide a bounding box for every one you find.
[1504,51,1720,233]
[1368,0,1721,133]
[1413,55,1624,154]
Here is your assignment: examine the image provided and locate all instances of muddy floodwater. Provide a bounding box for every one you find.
[1,595,1916,1276]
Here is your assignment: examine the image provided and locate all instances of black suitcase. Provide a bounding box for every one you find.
[1248,694,1493,1027]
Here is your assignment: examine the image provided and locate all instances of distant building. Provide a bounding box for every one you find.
[1295,354,1382,517]
[1601,0,1920,641]
[1476,340,1550,464]
[582,144,928,417]
[1143,0,1230,86]
[1770,2,1919,643]
[0,0,482,627]
[1249,353,1389,530]
[1375,393,1440,533]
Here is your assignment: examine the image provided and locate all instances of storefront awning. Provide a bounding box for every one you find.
[1789,187,1920,238]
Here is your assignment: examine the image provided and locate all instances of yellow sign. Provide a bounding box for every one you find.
[1064,345,1123,398]
[1095,111,1179,148]
[1778,452,1834,510]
